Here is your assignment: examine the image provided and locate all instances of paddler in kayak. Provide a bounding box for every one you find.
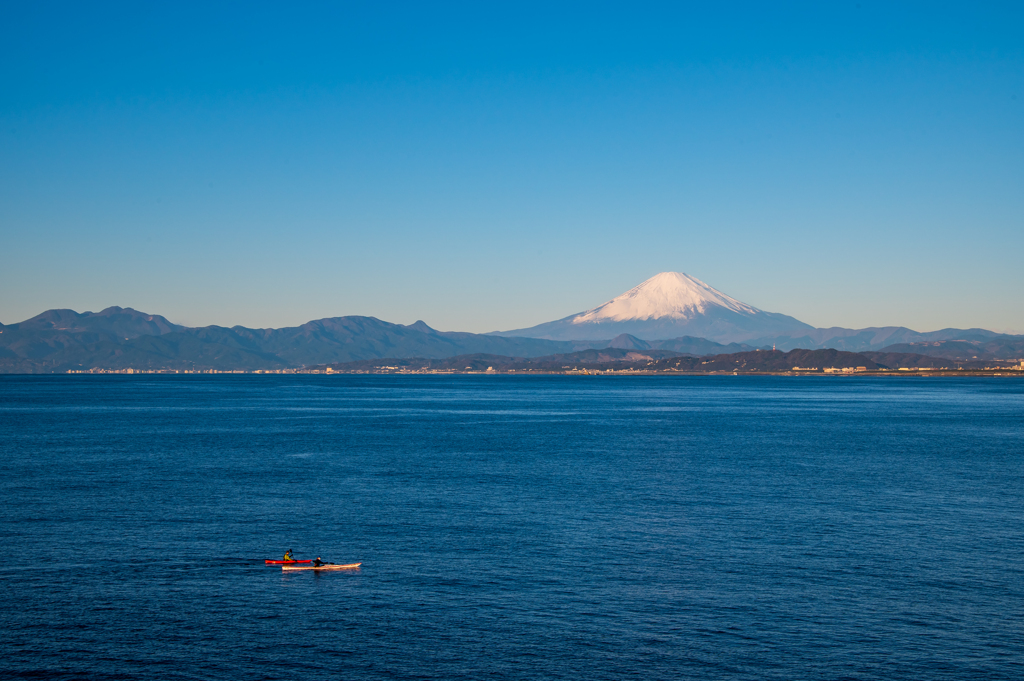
[283,549,296,562]
[313,556,324,567]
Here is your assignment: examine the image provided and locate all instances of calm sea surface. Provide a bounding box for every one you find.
[1,375,1023,680]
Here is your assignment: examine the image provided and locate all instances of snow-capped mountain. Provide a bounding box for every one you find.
[496,272,814,343]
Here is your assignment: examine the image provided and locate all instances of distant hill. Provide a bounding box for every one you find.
[653,348,883,372]
[859,352,962,370]
[606,333,754,355]
[754,327,1023,354]
[314,348,980,373]
[316,347,690,373]
[869,337,1024,361]
[8,306,183,337]
[0,307,189,373]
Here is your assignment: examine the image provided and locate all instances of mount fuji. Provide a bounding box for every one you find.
[496,272,814,343]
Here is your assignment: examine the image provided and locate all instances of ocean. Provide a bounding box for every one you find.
[1,375,1022,680]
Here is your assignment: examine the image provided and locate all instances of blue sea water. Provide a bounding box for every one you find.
[1,375,1023,680]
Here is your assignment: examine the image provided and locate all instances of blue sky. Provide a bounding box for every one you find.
[2,2,1022,332]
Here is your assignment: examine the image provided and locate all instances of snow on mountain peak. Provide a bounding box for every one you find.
[571,272,759,324]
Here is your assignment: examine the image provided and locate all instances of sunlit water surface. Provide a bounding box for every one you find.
[2,375,1023,680]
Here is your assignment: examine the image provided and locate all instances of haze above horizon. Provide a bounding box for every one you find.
[2,3,1022,334]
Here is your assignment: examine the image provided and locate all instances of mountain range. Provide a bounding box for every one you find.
[497,272,1021,353]
[0,307,756,373]
[497,272,814,342]
[2,272,1021,372]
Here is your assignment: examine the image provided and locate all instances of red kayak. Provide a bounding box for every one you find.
[265,559,313,565]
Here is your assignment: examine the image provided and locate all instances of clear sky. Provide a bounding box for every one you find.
[2,2,1022,333]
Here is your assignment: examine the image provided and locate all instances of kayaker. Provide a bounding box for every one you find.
[313,557,324,567]
[283,549,296,562]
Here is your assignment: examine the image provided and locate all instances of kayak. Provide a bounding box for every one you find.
[282,563,362,571]
[265,559,313,565]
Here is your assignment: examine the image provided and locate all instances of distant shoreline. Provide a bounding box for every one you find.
[27,369,1024,378]
[299,370,1024,378]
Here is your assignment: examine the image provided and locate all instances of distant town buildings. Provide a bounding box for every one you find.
[66,368,297,374]
[62,358,1024,376]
